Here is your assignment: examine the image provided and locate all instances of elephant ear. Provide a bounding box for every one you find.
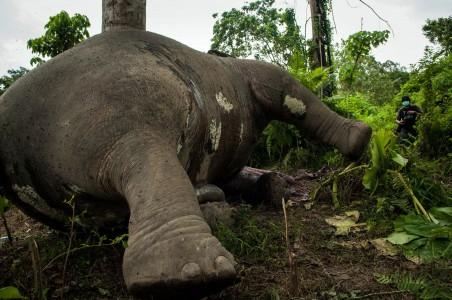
[249,79,284,112]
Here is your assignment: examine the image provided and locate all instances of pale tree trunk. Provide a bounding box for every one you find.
[102,0,146,32]
[309,0,335,96]
[309,0,326,69]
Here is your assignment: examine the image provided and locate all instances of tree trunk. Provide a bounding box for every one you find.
[102,0,146,32]
[309,0,326,69]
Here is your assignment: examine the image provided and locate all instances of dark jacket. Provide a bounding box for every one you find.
[396,104,422,130]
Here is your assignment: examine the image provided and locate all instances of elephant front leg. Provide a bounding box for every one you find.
[104,134,236,298]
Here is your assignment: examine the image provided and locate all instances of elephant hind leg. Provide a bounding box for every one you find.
[102,132,236,298]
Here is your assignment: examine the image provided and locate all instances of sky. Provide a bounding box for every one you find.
[0,0,451,75]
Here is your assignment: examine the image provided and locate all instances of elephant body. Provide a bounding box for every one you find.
[0,31,371,298]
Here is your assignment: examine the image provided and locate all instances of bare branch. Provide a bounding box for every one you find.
[358,0,394,35]
[346,0,358,8]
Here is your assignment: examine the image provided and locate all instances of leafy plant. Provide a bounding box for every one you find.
[213,205,285,262]
[422,16,452,57]
[211,0,306,68]
[362,130,407,193]
[376,272,452,299]
[27,11,90,65]
[387,208,452,263]
[0,67,29,96]
[0,286,26,299]
[289,66,331,96]
[263,121,300,162]
[338,30,390,87]
[311,162,366,208]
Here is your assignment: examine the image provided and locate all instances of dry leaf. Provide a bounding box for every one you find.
[370,238,400,256]
[325,211,366,235]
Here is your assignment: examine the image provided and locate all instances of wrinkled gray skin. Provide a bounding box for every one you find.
[0,31,371,298]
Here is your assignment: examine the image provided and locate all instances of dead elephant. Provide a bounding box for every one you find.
[0,30,371,299]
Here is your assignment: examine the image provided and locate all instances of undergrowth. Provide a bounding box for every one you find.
[213,205,286,263]
[376,272,452,299]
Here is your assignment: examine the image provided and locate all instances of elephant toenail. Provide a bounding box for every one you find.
[181,262,201,279]
[214,256,235,274]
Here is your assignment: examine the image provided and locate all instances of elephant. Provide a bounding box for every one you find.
[0,30,371,298]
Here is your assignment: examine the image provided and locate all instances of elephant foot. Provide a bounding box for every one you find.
[196,184,225,204]
[123,215,236,299]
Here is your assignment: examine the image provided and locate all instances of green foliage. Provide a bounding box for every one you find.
[376,272,452,299]
[0,286,26,299]
[211,0,306,67]
[289,66,331,96]
[401,54,452,158]
[401,156,451,208]
[349,58,409,105]
[0,196,10,215]
[338,30,390,87]
[344,30,390,60]
[398,18,452,158]
[213,206,285,262]
[387,209,452,263]
[422,16,452,56]
[0,67,28,96]
[325,93,395,129]
[311,162,366,208]
[27,11,90,65]
[263,121,300,161]
[362,130,406,193]
[250,119,343,171]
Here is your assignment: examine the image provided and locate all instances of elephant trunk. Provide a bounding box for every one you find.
[290,83,372,159]
[243,59,372,159]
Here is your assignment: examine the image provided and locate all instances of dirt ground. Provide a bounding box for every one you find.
[1,171,450,299]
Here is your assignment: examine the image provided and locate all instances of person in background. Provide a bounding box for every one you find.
[396,96,422,144]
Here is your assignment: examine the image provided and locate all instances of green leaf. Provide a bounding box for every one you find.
[391,152,408,167]
[402,237,428,251]
[387,232,420,245]
[404,224,452,239]
[0,196,10,215]
[362,166,378,190]
[393,214,425,231]
[0,286,26,299]
[430,207,452,224]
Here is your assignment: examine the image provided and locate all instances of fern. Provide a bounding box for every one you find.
[263,121,300,162]
[375,272,452,299]
[390,197,412,213]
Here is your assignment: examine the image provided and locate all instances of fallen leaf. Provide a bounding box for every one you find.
[405,255,422,265]
[345,210,360,222]
[370,238,400,256]
[334,240,370,249]
[325,211,366,235]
